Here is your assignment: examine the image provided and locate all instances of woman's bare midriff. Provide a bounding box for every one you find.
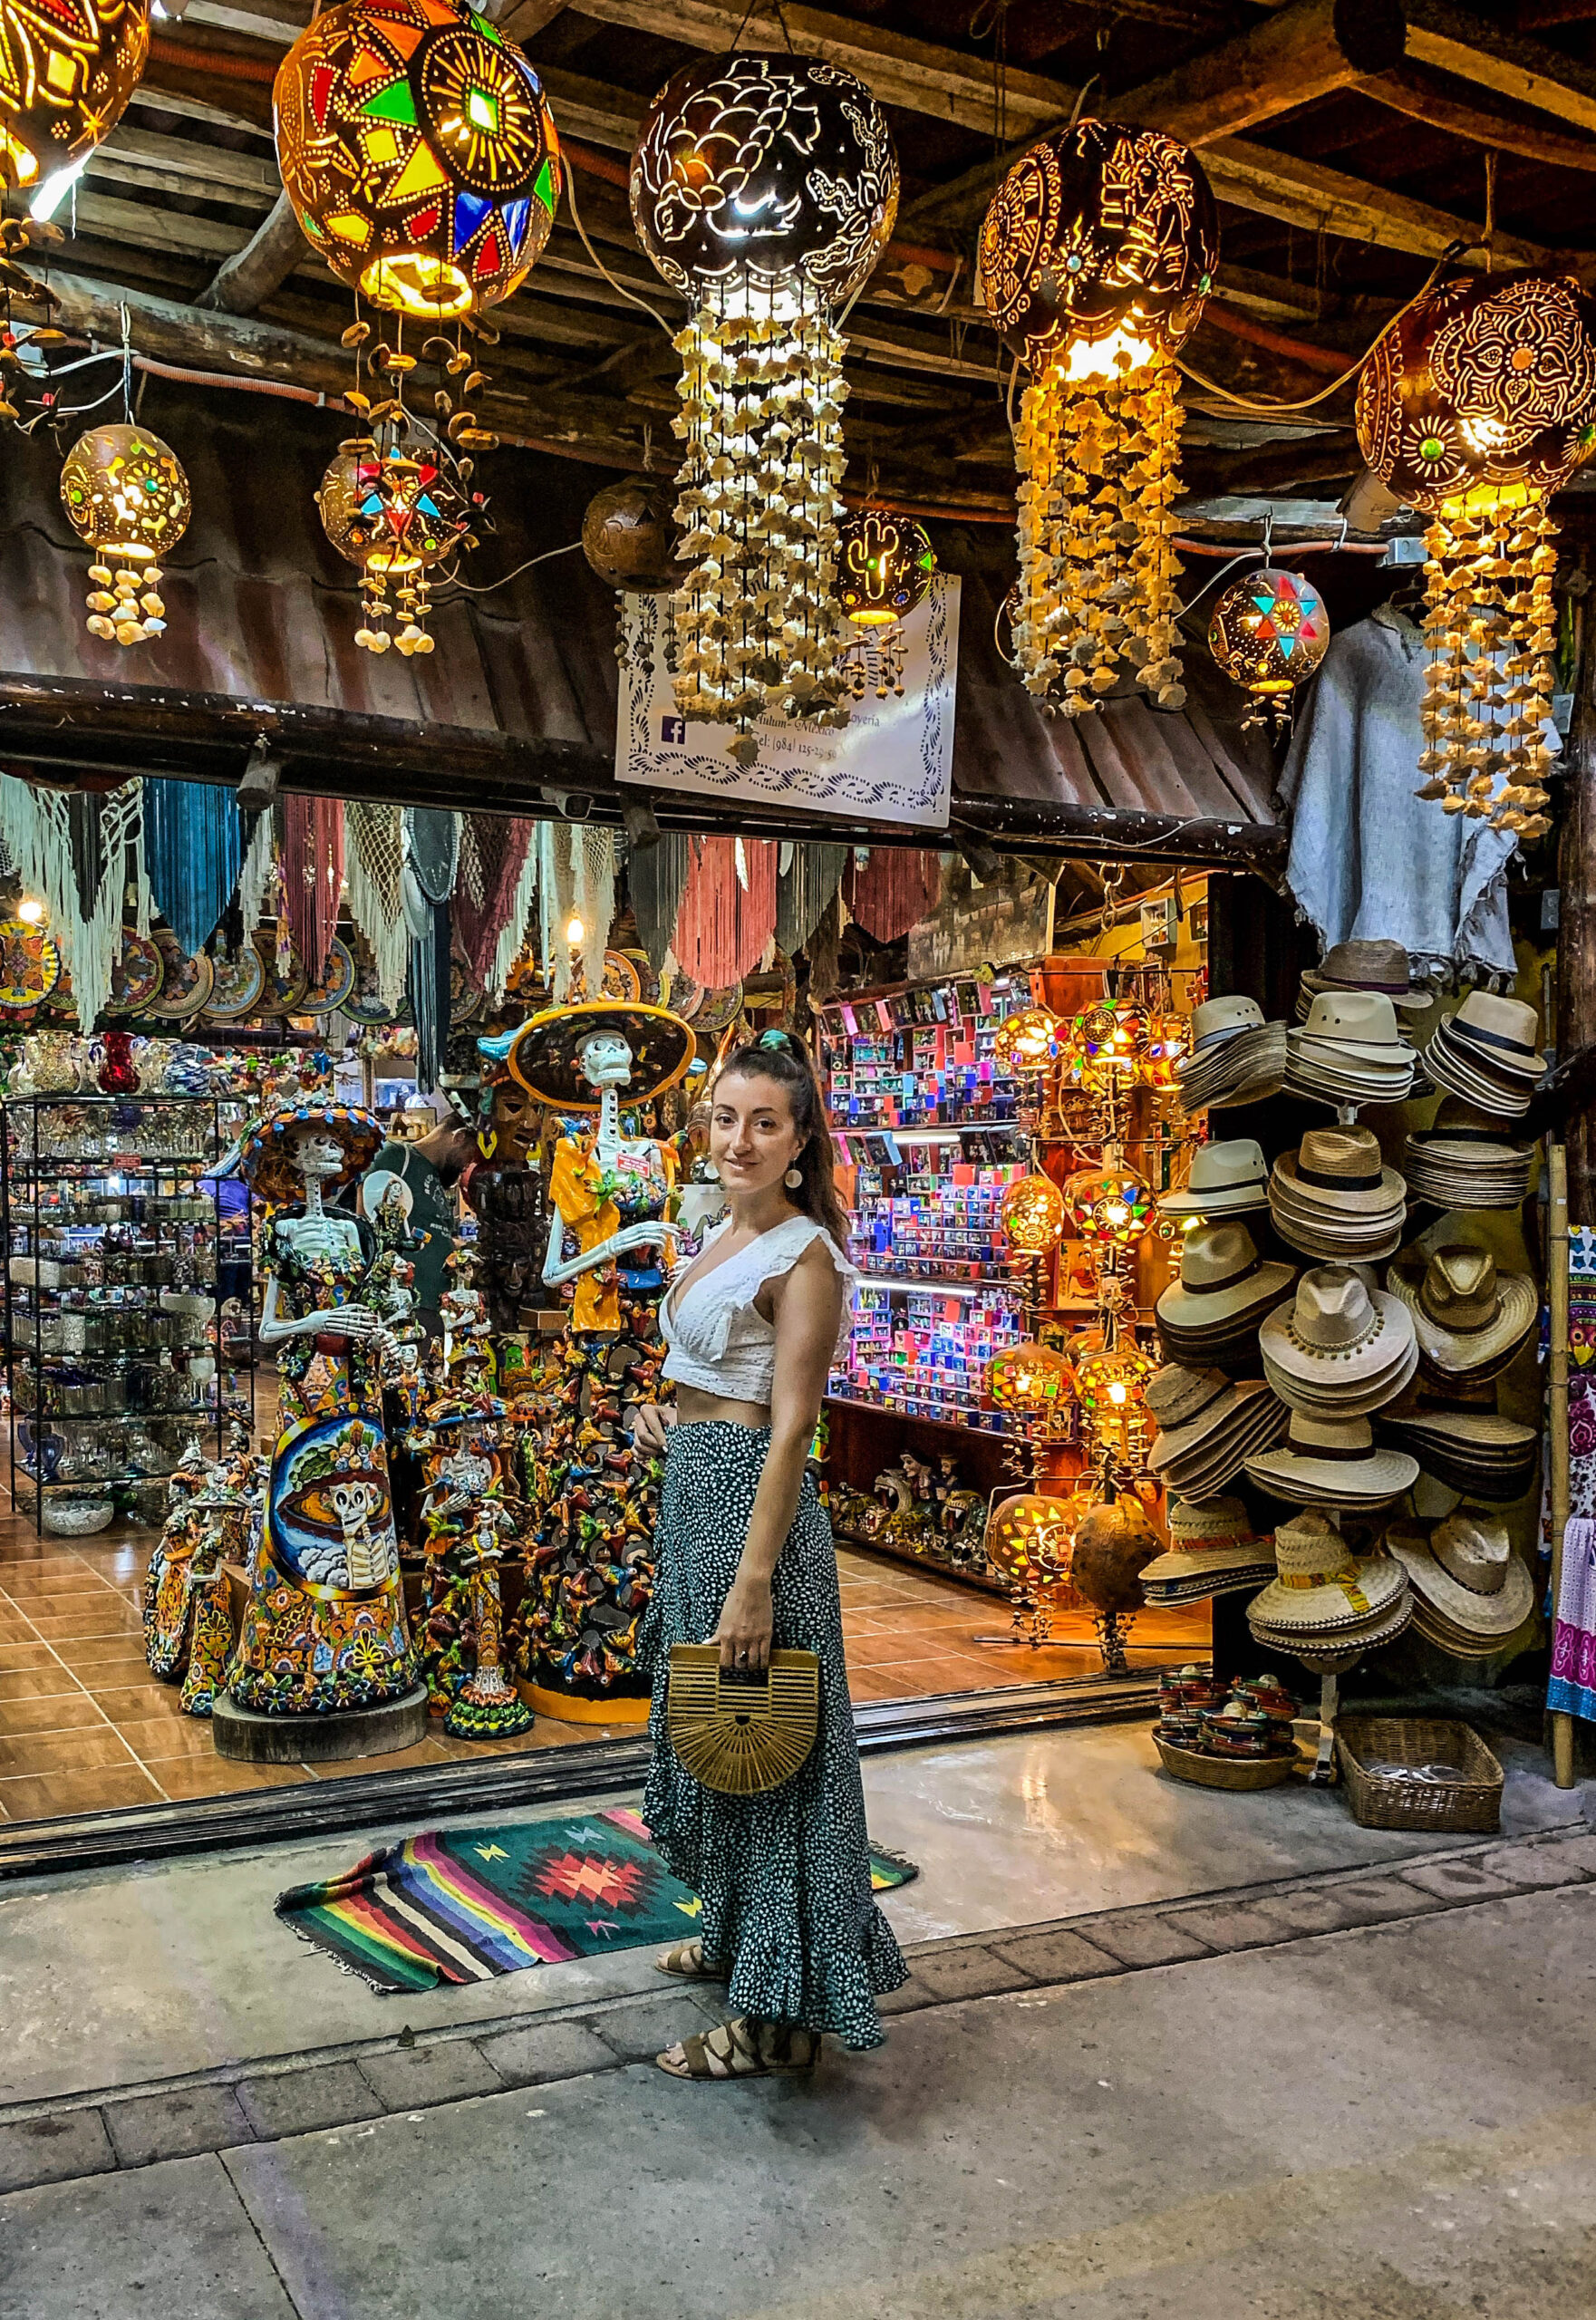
[675,1385,773,1430]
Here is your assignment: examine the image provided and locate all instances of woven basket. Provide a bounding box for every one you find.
[1334,1715,1503,1833]
[1154,1735,1296,1792]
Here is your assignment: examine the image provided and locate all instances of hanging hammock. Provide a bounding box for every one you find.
[673,834,779,986]
[776,840,850,959]
[0,776,142,1030]
[454,814,536,994]
[845,847,944,945]
[143,778,243,962]
[345,802,406,1007]
[282,795,345,981]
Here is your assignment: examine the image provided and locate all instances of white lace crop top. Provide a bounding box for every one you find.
[658,1215,856,1404]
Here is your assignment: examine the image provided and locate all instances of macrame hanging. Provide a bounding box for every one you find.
[403,807,459,1088]
[845,847,943,945]
[0,774,142,1030]
[776,840,850,959]
[673,834,779,986]
[537,822,615,1000]
[345,801,407,1006]
[454,813,535,993]
[629,829,692,975]
[143,778,243,962]
[281,795,345,981]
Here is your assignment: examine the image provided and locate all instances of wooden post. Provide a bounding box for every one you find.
[1549,1141,1576,1789]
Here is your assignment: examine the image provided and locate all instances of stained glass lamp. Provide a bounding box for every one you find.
[316,439,469,654]
[1208,566,1330,732]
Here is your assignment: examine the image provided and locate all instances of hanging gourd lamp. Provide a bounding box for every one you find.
[980,120,1217,717]
[274,0,561,322]
[834,508,936,699]
[984,1491,1072,1583]
[1062,1161,1152,1249]
[0,0,149,191]
[992,1003,1061,1072]
[1000,1170,1066,1257]
[630,53,898,763]
[1357,271,1596,838]
[1063,997,1149,1091]
[315,439,469,655]
[59,422,189,646]
[987,1339,1071,1415]
[1207,566,1330,734]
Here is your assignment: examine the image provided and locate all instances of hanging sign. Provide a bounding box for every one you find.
[617,576,961,831]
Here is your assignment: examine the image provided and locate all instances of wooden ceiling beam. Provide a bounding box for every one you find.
[1202,137,1555,268]
[498,0,574,36]
[1354,61,1596,171]
[1405,0,1596,139]
[565,0,1079,138]
[1117,0,1407,146]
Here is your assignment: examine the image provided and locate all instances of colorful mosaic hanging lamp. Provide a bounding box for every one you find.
[1207,566,1330,733]
[631,53,898,763]
[1357,270,1596,838]
[0,0,149,192]
[316,437,470,655]
[979,120,1217,717]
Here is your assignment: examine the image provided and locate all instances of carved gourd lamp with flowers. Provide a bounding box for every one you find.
[1357,271,1596,837]
[59,421,189,646]
[980,119,1217,717]
[631,53,898,763]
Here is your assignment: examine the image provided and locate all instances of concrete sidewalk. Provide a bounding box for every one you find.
[2,1722,1593,2317]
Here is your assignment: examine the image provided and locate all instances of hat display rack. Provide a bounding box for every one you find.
[1148,933,1546,1793]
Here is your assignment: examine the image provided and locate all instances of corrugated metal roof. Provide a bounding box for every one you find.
[0,384,1279,841]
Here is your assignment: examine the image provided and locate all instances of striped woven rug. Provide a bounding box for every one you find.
[276,1806,918,1994]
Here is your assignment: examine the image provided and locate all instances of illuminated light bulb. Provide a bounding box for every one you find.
[1108,1381,1127,1406]
[16,897,45,925]
[566,914,585,945]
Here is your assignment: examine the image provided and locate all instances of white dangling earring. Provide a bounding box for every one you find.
[785,1165,803,1189]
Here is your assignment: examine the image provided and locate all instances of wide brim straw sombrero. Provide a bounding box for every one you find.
[239,1104,383,1207]
[506,1001,694,1112]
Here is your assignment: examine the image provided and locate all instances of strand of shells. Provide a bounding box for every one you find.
[1416,494,1556,838]
[1012,353,1185,717]
[85,561,167,646]
[671,289,850,766]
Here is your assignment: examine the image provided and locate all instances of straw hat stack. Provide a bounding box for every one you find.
[1294,937,1437,1026]
[1284,991,1418,1108]
[1385,1512,1535,1658]
[1175,997,1287,1113]
[1245,1409,1418,1511]
[1139,1496,1277,1608]
[1268,1126,1407,1262]
[1259,1267,1418,1418]
[1402,1097,1535,1210]
[1154,1221,1296,1370]
[1245,1510,1413,1665]
[1422,993,1545,1120]
[1380,1393,1540,1503]
[1387,1244,1537,1390]
[1146,1364,1290,1497]
[1155,1137,1270,1227]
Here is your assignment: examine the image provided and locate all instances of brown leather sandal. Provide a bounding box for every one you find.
[655,1937,728,1981]
[656,2017,819,2081]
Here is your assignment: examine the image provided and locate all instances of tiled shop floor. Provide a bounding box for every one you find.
[0,1518,1203,1823]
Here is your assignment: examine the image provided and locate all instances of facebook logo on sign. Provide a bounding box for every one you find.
[661,715,686,744]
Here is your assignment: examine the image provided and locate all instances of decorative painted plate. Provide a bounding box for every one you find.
[693,979,745,1037]
[619,948,662,1008]
[658,962,704,1021]
[145,930,216,1020]
[450,961,486,1025]
[0,920,62,1010]
[343,949,403,1025]
[601,949,643,1003]
[298,935,357,1016]
[203,942,267,1020]
[250,929,308,1016]
[106,931,163,1018]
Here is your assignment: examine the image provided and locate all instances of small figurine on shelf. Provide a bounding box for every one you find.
[142,1439,216,1679]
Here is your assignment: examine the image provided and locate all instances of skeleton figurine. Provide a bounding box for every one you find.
[412,1400,533,1739]
[224,1107,416,1717]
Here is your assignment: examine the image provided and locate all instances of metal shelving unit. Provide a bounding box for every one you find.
[2,1096,255,1532]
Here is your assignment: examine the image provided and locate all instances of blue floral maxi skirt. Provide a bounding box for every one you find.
[641,1421,908,2049]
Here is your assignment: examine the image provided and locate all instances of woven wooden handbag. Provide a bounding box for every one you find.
[666,1643,820,1795]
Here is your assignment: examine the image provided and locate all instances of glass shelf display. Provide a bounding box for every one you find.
[3,1097,256,1532]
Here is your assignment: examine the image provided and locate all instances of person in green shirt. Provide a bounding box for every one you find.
[359,1119,478,1333]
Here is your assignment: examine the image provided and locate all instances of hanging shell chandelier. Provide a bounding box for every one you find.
[1358,271,1596,840]
[833,508,936,699]
[980,119,1217,717]
[59,421,189,645]
[630,53,898,764]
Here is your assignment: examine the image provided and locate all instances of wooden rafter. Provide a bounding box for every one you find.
[1118,0,1407,146]
[1405,0,1596,140]
[1355,62,1596,172]
[1200,137,1555,270]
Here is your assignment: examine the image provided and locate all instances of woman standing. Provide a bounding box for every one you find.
[634,1029,906,2079]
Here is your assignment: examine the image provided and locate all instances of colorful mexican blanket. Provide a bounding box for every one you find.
[276,1805,918,1993]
